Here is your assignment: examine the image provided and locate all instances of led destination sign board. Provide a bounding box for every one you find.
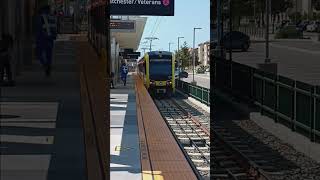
[110,0,174,16]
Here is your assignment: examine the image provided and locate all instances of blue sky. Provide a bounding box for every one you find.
[138,0,210,54]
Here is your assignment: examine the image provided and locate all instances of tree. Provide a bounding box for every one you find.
[175,41,192,69]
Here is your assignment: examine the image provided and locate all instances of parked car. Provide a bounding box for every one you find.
[175,69,188,78]
[306,21,320,32]
[196,66,206,74]
[212,31,251,52]
[179,71,188,78]
[297,20,310,31]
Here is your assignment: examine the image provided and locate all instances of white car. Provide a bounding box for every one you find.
[306,21,320,32]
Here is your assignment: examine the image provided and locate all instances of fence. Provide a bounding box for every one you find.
[175,80,210,106]
[215,58,320,142]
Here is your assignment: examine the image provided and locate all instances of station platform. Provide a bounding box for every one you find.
[0,38,86,180]
[110,74,198,180]
[110,74,141,180]
[0,34,198,180]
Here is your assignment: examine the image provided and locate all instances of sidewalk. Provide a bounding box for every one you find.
[0,40,86,180]
[110,73,141,180]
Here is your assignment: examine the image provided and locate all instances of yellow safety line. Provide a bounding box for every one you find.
[142,171,164,180]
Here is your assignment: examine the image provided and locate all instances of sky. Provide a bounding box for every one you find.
[138,0,210,55]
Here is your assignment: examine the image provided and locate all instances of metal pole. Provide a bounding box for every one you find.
[193,28,195,83]
[295,0,298,24]
[254,0,256,24]
[177,37,184,80]
[216,0,222,58]
[192,28,201,85]
[145,37,158,52]
[178,38,180,80]
[150,40,152,51]
[265,0,270,63]
[169,42,173,52]
[229,0,232,61]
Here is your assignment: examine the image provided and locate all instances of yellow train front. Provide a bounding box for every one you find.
[137,51,175,97]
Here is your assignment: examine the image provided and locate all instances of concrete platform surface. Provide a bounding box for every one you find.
[0,40,86,180]
[110,75,141,180]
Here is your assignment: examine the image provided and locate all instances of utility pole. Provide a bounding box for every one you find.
[145,37,158,52]
[258,0,277,74]
[295,0,298,24]
[192,27,202,85]
[254,0,256,24]
[141,47,148,54]
[229,0,232,61]
[169,42,174,52]
[177,36,184,80]
[216,0,223,58]
[265,0,270,63]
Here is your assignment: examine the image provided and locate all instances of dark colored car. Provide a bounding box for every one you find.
[179,71,188,78]
[175,69,188,78]
[212,31,251,52]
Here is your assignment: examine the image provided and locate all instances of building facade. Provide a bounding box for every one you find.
[198,41,210,67]
[288,0,317,16]
[188,48,199,68]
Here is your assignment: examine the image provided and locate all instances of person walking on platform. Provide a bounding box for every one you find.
[0,33,14,86]
[120,62,128,86]
[110,72,115,89]
[35,5,57,77]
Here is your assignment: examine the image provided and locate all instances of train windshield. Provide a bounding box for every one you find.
[149,59,172,80]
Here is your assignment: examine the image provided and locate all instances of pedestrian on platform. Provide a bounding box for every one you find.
[110,72,115,89]
[35,5,57,77]
[0,33,14,86]
[120,62,128,86]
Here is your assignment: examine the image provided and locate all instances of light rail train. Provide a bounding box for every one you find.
[137,51,175,97]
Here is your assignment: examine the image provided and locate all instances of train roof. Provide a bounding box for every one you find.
[146,51,172,56]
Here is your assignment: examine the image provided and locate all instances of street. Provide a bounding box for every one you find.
[181,73,210,89]
[229,40,320,85]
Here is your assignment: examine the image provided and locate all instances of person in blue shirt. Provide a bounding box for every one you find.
[35,5,57,77]
[120,62,128,86]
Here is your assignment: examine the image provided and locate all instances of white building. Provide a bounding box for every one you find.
[198,41,210,66]
[288,0,314,15]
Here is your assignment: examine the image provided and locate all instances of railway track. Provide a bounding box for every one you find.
[154,98,210,180]
[212,128,272,180]
[154,97,273,180]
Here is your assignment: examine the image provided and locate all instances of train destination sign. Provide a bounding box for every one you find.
[110,20,135,30]
[119,52,141,59]
[110,0,174,16]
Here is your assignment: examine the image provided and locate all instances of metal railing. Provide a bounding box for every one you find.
[215,58,320,142]
[176,79,210,106]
